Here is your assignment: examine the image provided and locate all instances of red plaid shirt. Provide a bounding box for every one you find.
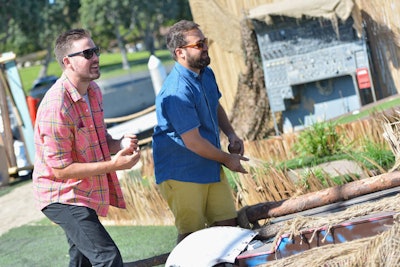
[32,75,125,217]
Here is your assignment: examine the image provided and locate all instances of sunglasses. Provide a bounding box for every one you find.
[180,38,208,50]
[67,46,100,59]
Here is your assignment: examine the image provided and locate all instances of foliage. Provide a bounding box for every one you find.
[350,140,395,172]
[297,167,330,189]
[79,0,136,63]
[297,167,356,191]
[293,120,343,158]
[0,0,80,56]
[331,174,357,185]
[79,0,192,68]
[1,0,191,75]
[280,153,350,170]
[130,0,192,52]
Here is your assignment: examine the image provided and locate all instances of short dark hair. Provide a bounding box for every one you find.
[166,20,200,60]
[54,28,91,67]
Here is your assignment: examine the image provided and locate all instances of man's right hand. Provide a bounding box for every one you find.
[113,147,141,170]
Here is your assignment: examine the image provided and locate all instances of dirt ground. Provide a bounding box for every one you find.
[0,181,45,236]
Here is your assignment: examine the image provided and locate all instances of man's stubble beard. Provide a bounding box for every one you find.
[187,52,210,70]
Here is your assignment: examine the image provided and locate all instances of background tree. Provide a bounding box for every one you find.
[0,0,80,79]
[80,0,139,70]
[36,0,81,78]
[80,0,192,69]
[0,0,43,55]
[135,0,192,54]
[0,0,191,77]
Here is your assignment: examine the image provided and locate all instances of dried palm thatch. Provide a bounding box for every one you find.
[261,218,400,266]
[258,193,400,266]
[380,109,400,172]
[101,169,174,226]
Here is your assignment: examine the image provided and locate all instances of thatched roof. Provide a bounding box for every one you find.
[248,0,354,23]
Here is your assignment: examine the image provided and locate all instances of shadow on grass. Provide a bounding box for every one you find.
[0,174,32,198]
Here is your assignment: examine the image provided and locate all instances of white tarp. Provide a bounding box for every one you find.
[165,226,257,267]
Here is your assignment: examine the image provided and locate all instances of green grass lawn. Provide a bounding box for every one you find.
[0,217,176,266]
[335,95,400,124]
[0,182,176,266]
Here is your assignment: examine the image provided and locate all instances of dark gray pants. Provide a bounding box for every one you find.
[42,203,123,267]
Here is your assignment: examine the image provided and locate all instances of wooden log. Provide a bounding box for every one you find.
[243,171,400,224]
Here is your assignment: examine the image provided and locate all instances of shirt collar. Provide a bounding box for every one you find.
[175,62,205,80]
[61,74,94,102]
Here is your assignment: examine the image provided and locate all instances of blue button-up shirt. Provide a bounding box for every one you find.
[152,62,222,184]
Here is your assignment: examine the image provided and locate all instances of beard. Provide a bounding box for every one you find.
[187,52,210,70]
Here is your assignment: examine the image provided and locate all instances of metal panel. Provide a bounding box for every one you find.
[253,16,374,131]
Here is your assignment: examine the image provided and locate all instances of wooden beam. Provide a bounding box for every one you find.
[3,56,35,164]
[0,69,17,168]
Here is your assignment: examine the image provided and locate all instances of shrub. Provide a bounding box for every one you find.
[293,120,343,158]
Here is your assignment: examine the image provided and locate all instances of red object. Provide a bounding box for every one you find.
[356,67,371,89]
[26,96,39,125]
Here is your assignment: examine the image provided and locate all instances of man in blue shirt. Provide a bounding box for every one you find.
[152,20,249,243]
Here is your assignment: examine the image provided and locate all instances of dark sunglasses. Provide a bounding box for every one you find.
[67,46,100,59]
[180,38,208,50]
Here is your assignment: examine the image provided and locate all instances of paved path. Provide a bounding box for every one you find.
[0,182,45,236]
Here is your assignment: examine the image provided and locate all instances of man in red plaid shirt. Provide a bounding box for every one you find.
[32,28,140,267]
